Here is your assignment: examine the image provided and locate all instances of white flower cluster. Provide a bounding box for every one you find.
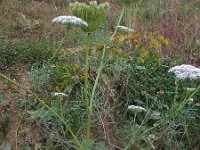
[128,105,146,112]
[53,92,68,97]
[135,66,146,70]
[186,87,196,92]
[196,40,200,46]
[52,16,88,26]
[168,64,200,80]
[115,25,134,33]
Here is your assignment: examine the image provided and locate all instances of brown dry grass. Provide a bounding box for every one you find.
[0,0,68,41]
[129,0,200,66]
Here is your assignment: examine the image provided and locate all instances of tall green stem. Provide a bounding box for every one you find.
[85,6,125,144]
[0,73,83,150]
[84,34,90,112]
[173,80,179,103]
[86,45,106,145]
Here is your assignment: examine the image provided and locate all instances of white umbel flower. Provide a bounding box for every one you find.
[196,40,200,46]
[52,16,88,26]
[128,105,146,113]
[115,25,134,33]
[135,66,146,70]
[54,92,68,97]
[186,87,196,92]
[168,64,200,80]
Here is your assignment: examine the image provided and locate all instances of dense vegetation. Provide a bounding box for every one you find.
[0,0,200,150]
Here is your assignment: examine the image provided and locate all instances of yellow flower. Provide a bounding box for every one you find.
[118,35,127,42]
[150,39,160,49]
[157,36,170,46]
[151,30,160,36]
[128,33,140,41]
[163,39,169,46]
[157,35,165,41]
[113,33,140,43]
[135,42,142,49]
[139,47,148,60]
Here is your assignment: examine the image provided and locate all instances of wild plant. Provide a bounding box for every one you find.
[32,1,110,149]
[1,1,200,149]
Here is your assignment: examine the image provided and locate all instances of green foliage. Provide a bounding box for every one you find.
[27,31,199,148]
[30,65,51,91]
[0,139,12,150]
[2,112,9,123]
[0,92,9,134]
[0,39,54,65]
[0,96,9,107]
[1,0,200,149]
[19,0,32,4]
[14,98,27,108]
[0,16,12,31]
[117,0,139,6]
[48,63,80,91]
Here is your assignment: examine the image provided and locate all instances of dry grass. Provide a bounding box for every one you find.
[0,0,68,41]
[129,0,200,66]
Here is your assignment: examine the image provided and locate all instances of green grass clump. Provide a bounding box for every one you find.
[0,39,54,65]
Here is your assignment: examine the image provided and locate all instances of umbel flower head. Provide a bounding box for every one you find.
[52,16,88,27]
[69,1,110,32]
[115,25,134,33]
[168,64,200,80]
[53,92,68,97]
[128,105,146,113]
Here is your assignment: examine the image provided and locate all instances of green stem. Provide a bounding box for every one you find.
[0,73,83,150]
[58,31,69,50]
[85,6,125,143]
[173,80,178,103]
[133,113,137,124]
[84,35,90,112]
[175,84,200,114]
[110,6,125,39]
[85,5,125,145]
[86,45,106,145]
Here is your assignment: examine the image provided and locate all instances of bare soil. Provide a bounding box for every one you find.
[0,65,43,150]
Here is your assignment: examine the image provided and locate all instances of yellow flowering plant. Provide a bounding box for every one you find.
[112,30,175,62]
